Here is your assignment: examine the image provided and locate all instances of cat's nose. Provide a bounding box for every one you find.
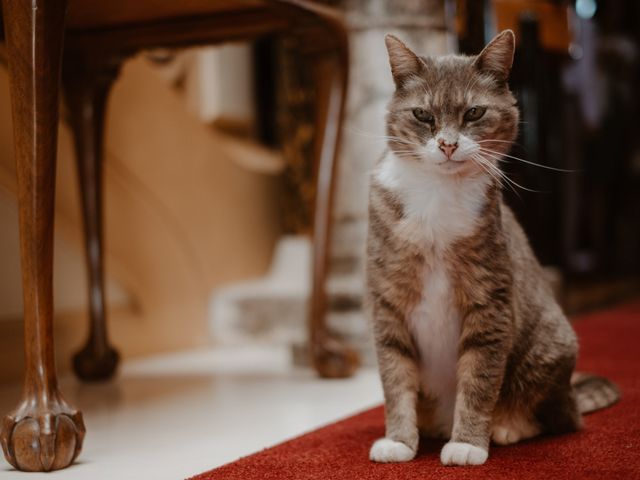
[438,139,458,158]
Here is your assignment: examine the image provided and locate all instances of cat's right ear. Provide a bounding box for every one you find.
[385,35,424,88]
[474,30,515,81]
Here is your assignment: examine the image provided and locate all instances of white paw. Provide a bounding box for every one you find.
[440,442,488,466]
[369,438,415,463]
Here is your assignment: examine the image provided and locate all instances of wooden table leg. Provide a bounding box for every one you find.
[63,52,125,382]
[296,4,360,378]
[0,0,85,471]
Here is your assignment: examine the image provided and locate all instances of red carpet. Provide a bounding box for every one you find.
[191,302,640,480]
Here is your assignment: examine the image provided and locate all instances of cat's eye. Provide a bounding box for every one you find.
[464,106,487,122]
[412,108,434,124]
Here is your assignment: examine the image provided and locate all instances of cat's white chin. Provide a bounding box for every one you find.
[436,159,477,175]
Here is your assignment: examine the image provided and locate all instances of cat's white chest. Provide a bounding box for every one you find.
[407,261,460,436]
[375,152,490,436]
[375,153,488,248]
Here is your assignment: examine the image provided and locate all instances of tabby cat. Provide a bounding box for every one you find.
[366,30,619,466]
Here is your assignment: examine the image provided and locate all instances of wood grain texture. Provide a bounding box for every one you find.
[66,0,265,29]
[0,0,85,471]
[62,0,359,379]
[303,16,360,378]
[63,51,127,381]
[1,0,355,471]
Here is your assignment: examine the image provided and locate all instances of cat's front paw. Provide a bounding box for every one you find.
[440,442,488,466]
[369,438,416,463]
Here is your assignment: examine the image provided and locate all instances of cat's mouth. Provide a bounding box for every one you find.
[436,158,472,173]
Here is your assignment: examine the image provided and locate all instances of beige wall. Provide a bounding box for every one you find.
[0,54,283,384]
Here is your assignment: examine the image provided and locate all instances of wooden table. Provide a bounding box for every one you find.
[0,0,358,472]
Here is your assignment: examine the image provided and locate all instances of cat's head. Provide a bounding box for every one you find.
[384,30,519,177]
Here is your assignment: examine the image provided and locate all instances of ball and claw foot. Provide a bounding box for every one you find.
[313,335,360,379]
[73,345,120,382]
[1,407,85,472]
[369,438,416,463]
[440,442,488,466]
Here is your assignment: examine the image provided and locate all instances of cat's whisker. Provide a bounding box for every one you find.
[479,148,577,173]
[462,75,473,100]
[474,153,543,194]
[477,139,517,145]
[390,147,423,153]
[480,147,576,173]
[471,155,501,185]
[394,154,422,162]
[388,139,423,146]
[421,82,434,100]
[392,151,422,156]
[477,139,525,149]
[472,154,522,198]
[392,149,422,156]
[475,159,520,199]
[477,157,535,194]
[471,153,501,180]
[346,127,399,140]
[463,74,482,102]
[455,147,480,158]
[377,134,423,145]
[346,128,423,147]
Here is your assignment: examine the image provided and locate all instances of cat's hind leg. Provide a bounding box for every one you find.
[491,408,540,445]
[536,384,583,435]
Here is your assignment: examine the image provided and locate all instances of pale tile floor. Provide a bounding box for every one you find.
[0,346,383,480]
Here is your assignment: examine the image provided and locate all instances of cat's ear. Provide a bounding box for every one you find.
[474,30,515,81]
[385,34,424,88]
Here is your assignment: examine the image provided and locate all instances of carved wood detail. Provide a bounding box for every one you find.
[0,0,355,471]
[0,0,86,471]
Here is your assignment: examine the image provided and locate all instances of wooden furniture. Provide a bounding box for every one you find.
[0,0,358,472]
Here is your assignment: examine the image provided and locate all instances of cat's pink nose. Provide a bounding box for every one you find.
[438,140,458,158]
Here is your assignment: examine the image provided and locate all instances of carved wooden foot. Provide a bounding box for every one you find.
[312,333,360,379]
[73,345,120,382]
[1,0,85,471]
[1,394,85,472]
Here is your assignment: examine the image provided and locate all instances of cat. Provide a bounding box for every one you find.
[366,30,620,466]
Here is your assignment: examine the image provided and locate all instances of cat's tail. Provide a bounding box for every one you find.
[571,372,620,414]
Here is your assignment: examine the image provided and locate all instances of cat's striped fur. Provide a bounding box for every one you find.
[367,30,619,466]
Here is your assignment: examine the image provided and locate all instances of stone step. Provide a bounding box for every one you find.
[209,235,369,350]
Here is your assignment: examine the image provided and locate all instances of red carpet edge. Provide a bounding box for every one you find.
[190,301,640,480]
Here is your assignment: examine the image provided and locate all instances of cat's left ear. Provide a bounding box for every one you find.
[385,34,425,88]
[474,30,515,81]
